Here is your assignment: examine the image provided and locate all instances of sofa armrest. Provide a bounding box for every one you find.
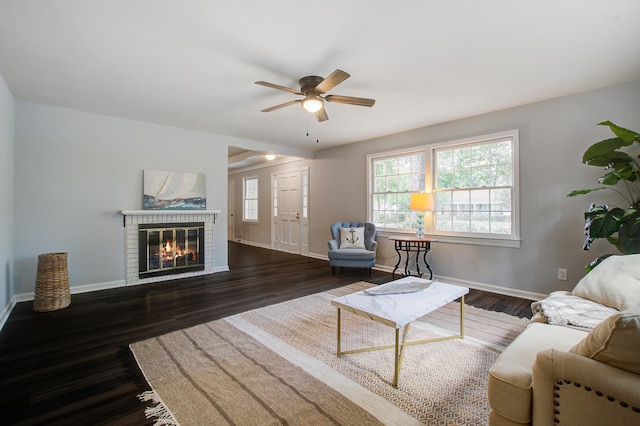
[366,240,378,252]
[328,239,339,250]
[532,349,640,426]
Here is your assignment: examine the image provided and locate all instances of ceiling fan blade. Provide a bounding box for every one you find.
[255,81,303,95]
[315,69,350,93]
[261,99,301,112]
[315,106,329,122]
[325,94,375,107]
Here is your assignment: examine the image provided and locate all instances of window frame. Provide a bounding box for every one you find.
[242,176,259,222]
[367,129,520,248]
[429,129,520,247]
[367,148,426,232]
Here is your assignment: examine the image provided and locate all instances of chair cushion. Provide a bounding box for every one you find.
[339,227,366,249]
[328,248,375,261]
[572,254,640,310]
[569,306,640,375]
[488,323,587,424]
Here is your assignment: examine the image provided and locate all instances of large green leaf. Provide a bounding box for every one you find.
[566,187,608,197]
[599,121,640,144]
[618,205,640,254]
[582,205,625,251]
[583,138,626,163]
[584,150,636,167]
[598,171,621,186]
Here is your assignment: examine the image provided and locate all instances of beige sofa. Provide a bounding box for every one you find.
[488,254,640,426]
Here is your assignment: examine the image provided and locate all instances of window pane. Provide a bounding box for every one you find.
[470,211,490,233]
[452,211,470,232]
[436,170,453,189]
[374,176,387,192]
[435,191,452,211]
[432,133,517,238]
[435,211,452,231]
[491,188,511,212]
[471,165,491,187]
[491,212,512,234]
[453,168,471,188]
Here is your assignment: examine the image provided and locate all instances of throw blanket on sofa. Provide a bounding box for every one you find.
[531,295,618,329]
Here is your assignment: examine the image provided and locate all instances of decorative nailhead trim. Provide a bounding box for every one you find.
[553,378,640,423]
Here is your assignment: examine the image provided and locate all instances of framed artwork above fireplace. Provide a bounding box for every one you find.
[143,169,206,210]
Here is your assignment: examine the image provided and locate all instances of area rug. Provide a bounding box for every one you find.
[131,282,529,425]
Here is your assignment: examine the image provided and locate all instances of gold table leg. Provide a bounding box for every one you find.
[335,295,466,388]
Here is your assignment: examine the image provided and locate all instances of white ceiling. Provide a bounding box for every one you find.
[1,1,639,166]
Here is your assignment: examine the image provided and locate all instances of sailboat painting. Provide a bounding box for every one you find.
[143,169,206,210]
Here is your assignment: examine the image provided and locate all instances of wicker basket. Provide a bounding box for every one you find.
[33,252,71,312]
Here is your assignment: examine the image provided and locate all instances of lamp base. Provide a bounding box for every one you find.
[415,213,424,238]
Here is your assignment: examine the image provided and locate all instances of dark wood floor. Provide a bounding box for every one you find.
[0,242,532,425]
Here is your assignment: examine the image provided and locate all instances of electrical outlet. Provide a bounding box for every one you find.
[558,268,568,281]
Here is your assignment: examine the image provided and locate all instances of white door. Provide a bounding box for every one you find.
[227,179,235,241]
[277,171,301,253]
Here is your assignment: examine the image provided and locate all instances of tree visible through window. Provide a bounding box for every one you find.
[433,136,515,237]
[243,177,258,221]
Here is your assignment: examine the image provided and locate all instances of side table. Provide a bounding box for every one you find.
[388,236,437,279]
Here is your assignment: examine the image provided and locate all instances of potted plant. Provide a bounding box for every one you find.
[567,121,640,271]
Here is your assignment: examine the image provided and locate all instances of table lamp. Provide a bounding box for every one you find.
[409,193,431,238]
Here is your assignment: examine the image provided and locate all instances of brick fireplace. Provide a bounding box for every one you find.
[121,210,220,285]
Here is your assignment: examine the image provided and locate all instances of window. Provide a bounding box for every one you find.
[243,177,258,221]
[368,130,519,247]
[370,151,425,230]
[432,130,519,242]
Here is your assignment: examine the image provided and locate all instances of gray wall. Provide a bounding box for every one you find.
[232,80,640,298]
[13,102,230,295]
[0,75,15,317]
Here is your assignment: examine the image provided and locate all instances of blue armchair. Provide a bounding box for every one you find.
[327,222,377,276]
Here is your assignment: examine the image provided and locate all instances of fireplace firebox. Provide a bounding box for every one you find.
[138,222,205,278]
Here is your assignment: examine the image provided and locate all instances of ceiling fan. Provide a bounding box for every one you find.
[255,69,375,122]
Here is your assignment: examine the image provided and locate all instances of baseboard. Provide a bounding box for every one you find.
[0,297,18,332]
[431,275,545,301]
[237,239,272,250]
[309,252,545,301]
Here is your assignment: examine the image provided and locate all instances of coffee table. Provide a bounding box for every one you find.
[331,277,469,388]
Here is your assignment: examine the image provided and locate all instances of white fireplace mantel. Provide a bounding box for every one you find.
[121,209,221,224]
[120,209,221,285]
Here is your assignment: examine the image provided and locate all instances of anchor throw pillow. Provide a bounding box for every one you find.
[340,227,366,249]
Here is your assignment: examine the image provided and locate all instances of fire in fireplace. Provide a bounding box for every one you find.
[138,222,205,278]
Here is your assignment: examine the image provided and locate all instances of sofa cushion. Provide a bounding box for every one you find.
[488,323,587,424]
[572,254,640,310]
[569,306,640,375]
[339,227,365,249]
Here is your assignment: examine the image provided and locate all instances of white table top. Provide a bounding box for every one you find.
[331,277,469,328]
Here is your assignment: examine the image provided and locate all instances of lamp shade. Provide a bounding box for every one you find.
[410,193,431,211]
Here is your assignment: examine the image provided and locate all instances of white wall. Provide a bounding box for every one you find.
[0,75,15,319]
[13,102,229,295]
[232,80,640,298]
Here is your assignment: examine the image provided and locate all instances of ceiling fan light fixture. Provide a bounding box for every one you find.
[264,154,276,161]
[302,96,323,112]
